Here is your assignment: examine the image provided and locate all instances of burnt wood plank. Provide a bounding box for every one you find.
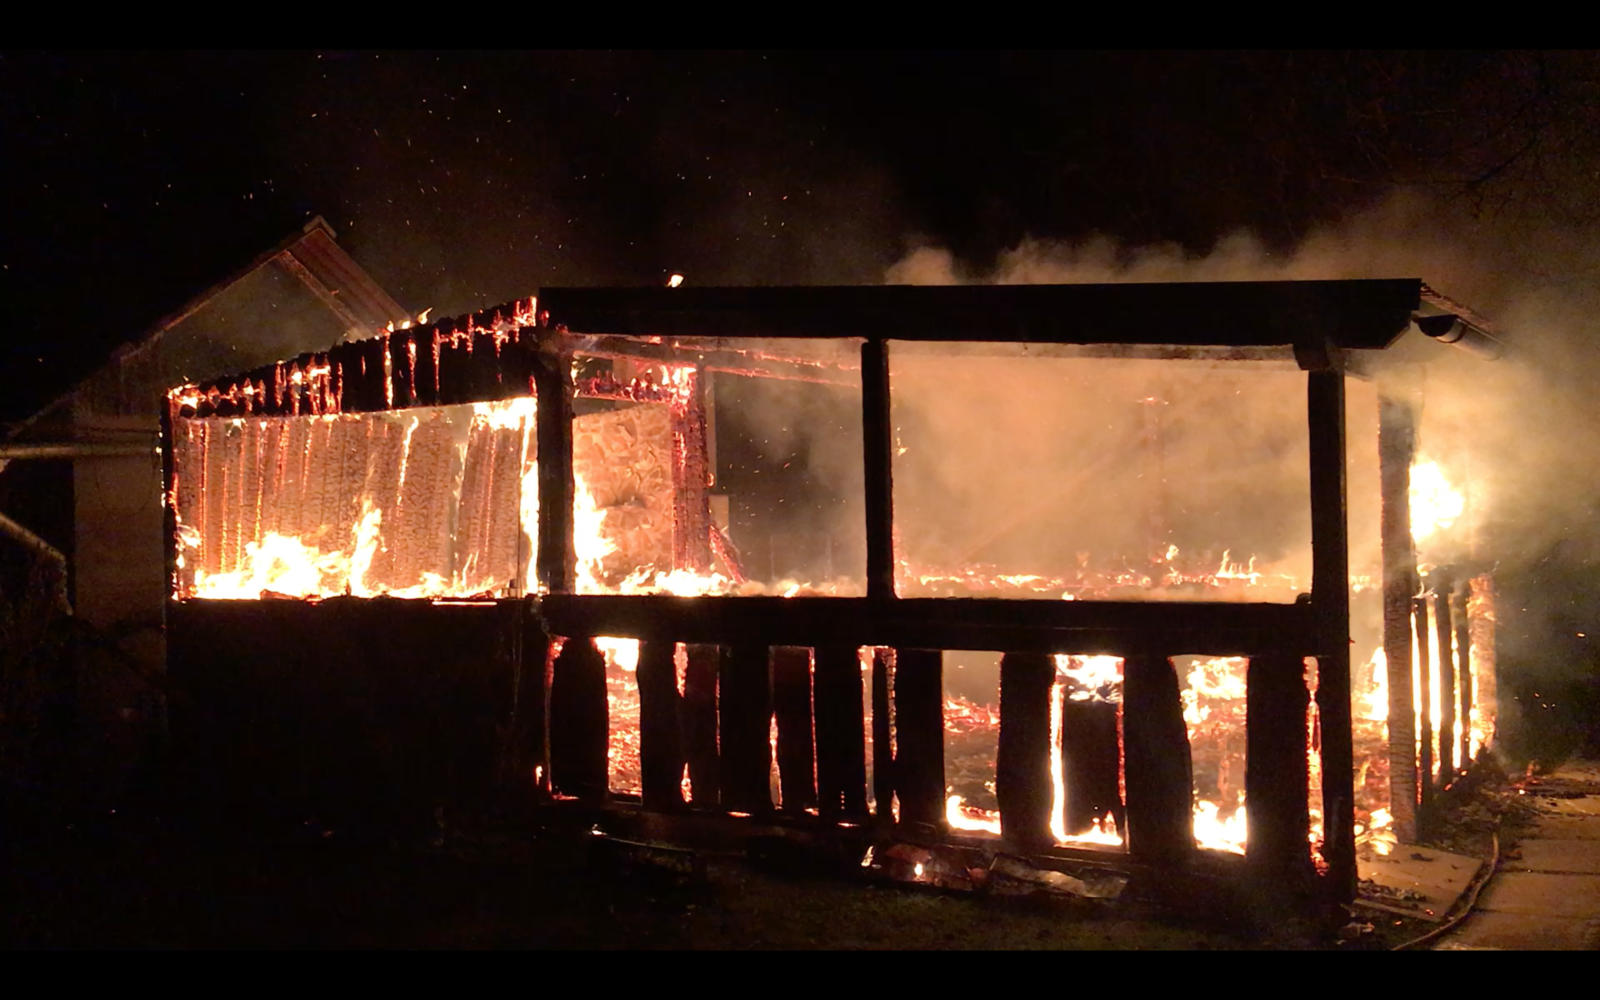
[870,647,894,829]
[1059,699,1124,837]
[892,648,945,829]
[548,637,607,804]
[1123,653,1194,865]
[997,652,1055,853]
[681,643,720,808]
[1434,580,1457,779]
[1414,596,1434,810]
[1454,585,1474,767]
[637,638,686,810]
[1246,654,1312,874]
[538,594,1317,656]
[814,644,869,820]
[771,646,817,813]
[719,644,773,814]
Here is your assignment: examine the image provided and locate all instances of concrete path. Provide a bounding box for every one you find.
[1434,760,1600,950]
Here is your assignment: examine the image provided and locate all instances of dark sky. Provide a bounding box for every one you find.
[0,50,1585,424]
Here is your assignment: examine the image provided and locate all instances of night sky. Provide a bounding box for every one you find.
[6,50,1588,426]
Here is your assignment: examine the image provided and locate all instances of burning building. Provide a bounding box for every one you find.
[163,279,1502,902]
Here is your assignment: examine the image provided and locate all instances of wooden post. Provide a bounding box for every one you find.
[861,338,895,601]
[534,330,575,595]
[1414,596,1434,809]
[1454,584,1475,766]
[637,639,686,810]
[814,645,869,820]
[719,644,772,814]
[1378,391,1418,844]
[997,652,1054,853]
[1246,654,1312,873]
[1434,575,1457,780]
[892,648,945,829]
[1122,653,1194,865]
[548,636,607,804]
[682,643,720,808]
[1059,699,1124,837]
[870,647,895,829]
[1309,365,1356,900]
[771,646,817,813]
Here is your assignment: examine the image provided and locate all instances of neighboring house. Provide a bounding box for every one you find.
[0,217,409,702]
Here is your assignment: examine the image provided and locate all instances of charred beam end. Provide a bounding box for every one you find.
[681,644,720,808]
[1308,368,1356,901]
[814,644,869,820]
[892,648,945,829]
[1378,392,1419,844]
[997,652,1054,853]
[861,338,895,601]
[771,646,817,813]
[1122,653,1194,866]
[1246,655,1312,876]
[534,332,575,594]
[637,639,686,811]
[549,637,607,804]
[719,644,772,815]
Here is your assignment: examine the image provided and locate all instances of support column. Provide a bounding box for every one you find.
[1378,391,1418,844]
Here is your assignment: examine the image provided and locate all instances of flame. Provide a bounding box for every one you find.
[1193,798,1248,854]
[945,794,1003,835]
[1362,647,1389,722]
[1410,461,1464,542]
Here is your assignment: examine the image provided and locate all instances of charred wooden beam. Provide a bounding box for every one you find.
[534,330,576,594]
[1378,391,1419,844]
[637,639,686,811]
[997,652,1054,853]
[681,643,720,808]
[814,644,869,820]
[1308,366,1356,900]
[892,648,945,829]
[719,644,772,815]
[1414,596,1434,810]
[1434,575,1457,780]
[861,338,895,601]
[549,637,607,804]
[1122,653,1194,865]
[870,648,894,830]
[771,646,817,813]
[1059,699,1123,837]
[537,594,1318,656]
[1246,655,1312,874]
[540,280,1422,350]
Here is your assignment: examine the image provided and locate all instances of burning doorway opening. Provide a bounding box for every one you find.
[164,280,1503,905]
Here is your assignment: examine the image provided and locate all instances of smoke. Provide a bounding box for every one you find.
[884,190,1600,581]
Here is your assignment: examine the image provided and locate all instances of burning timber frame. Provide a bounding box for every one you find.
[165,279,1500,905]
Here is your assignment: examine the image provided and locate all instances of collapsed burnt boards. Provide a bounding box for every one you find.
[165,280,1499,905]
